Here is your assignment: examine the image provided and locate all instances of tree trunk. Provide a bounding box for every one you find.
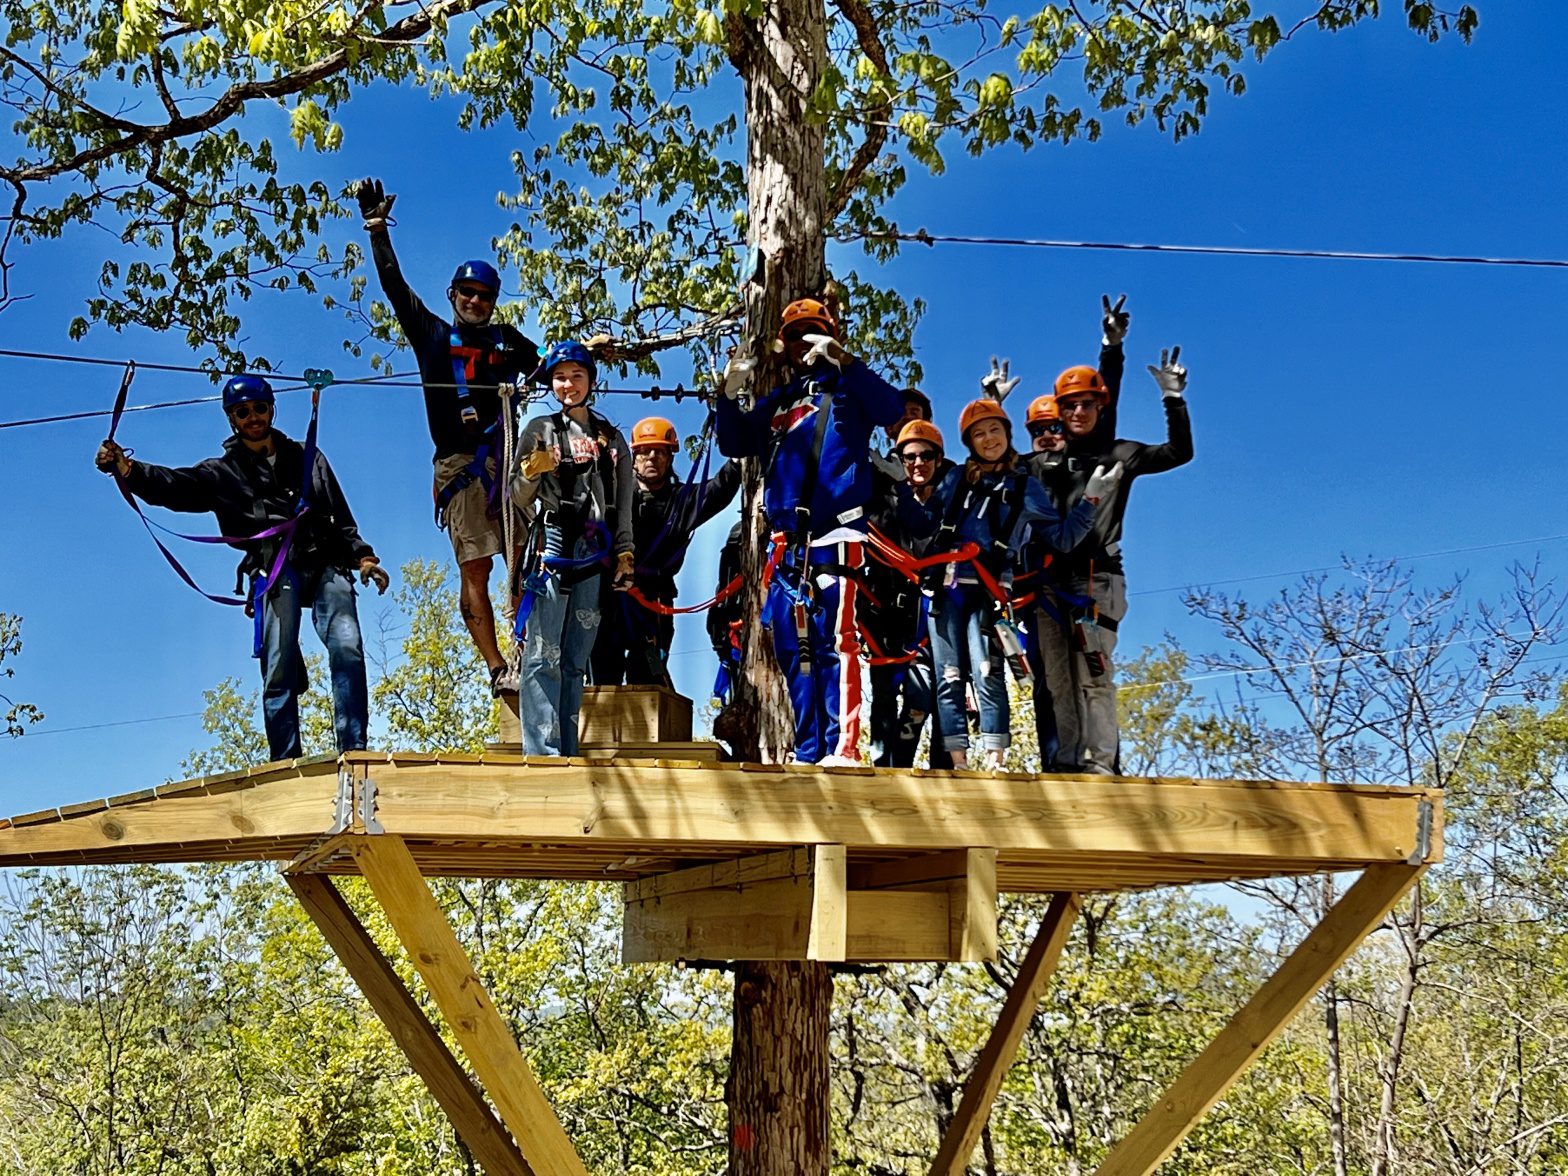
[723,0,827,767]
[727,961,834,1176]
[721,4,835,1174]
[1322,875,1350,1176]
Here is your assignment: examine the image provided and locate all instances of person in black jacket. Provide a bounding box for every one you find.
[591,416,741,687]
[355,177,541,696]
[95,375,389,762]
[1034,346,1194,774]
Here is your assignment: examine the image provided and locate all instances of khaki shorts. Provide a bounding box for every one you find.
[434,453,522,565]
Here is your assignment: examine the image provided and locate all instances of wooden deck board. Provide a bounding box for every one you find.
[0,752,1440,896]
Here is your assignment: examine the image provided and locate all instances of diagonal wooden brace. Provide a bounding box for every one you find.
[347,834,590,1176]
[287,873,530,1176]
[928,892,1080,1176]
[1094,863,1427,1176]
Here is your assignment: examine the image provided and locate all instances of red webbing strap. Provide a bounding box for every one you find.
[627,574,745,617]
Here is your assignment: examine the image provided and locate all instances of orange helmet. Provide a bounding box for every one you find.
[895,419,944,454]
[1026,394,1061,425]
[958,398,1010,444]
[778,298,838,341]
[630,416,679,451]
[1054,364,1108,402]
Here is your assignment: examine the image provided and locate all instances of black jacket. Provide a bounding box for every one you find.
[125,431,375,582]
[631,461,743,597]
[369,234,540,460]
[1030,395,1193,584]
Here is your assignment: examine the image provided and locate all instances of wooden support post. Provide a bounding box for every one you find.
[928,892,1080,1176]
[1094,863,1426,1176]
[287,874,530,1176]
[349,835,590,1176]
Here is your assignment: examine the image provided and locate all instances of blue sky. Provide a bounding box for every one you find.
[2,5,1564,809]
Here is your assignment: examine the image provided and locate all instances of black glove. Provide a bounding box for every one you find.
[355,177,395,225]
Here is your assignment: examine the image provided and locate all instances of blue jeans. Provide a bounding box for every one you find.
[259,565,368,761]
[520,538,603,756]
[930,581,1010,755]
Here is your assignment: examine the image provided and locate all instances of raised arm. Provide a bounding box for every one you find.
[356,177,445,344]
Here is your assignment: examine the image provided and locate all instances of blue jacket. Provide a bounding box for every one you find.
[920,462,1096,586]
[716,359,903,535]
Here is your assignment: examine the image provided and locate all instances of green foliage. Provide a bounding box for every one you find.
[0,611,44,737]
[371,558,497,750]
[3,0,1478,375]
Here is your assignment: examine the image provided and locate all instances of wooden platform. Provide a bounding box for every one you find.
[0,751,1439,892]
[0,746,1441,1175]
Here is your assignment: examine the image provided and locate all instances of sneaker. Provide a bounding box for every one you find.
[818,753,864,768]
[489,664,520,697]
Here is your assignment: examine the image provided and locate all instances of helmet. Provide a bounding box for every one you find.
[778,297,837,340]
[539,340,598,387]
[631,416,679,451]
[958,398,1010,444]
[1054,364,1108,402]
[222,374,275,411]
[449,260,501,295]
[1025,394,1061,426]
[895,419,944,454]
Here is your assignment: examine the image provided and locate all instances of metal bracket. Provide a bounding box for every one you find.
[358,771,384,835]
[1407,798,1434,865]
[329,768,354,835]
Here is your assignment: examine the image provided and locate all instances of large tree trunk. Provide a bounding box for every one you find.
[727,962,834,1175]
[722,4,835,1175]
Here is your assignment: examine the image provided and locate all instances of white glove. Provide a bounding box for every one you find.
[800,333,847,370]
[870,450,906,482]
[721,353,756,399]
[1083,461,1124,505]
[1101,293,1129,346]
[1147,345,1187,400]
[981,356,1020,402]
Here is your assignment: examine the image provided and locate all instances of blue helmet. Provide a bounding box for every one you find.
[221,374,275,411]
[449,260,501,294]
[539,340,597,388]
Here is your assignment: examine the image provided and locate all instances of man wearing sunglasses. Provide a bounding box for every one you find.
[95,375,389,762]
[356,177,542,697]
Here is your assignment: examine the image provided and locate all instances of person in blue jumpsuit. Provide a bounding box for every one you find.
[715,297,904,765]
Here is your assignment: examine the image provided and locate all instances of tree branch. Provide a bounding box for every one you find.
[826,0,891,222]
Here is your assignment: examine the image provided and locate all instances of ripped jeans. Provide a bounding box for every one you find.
[520,534,603,756]
[930,580,1010,756]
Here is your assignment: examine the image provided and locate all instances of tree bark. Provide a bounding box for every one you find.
[727,961,834,1176]
[723,0,828,767]
[722,4,835,1174]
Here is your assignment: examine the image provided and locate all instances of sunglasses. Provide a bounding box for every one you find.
[1058,398,1098,414]
[900,449,940,464]
[1027,422,1065,438]
[453,284,497,303]
[229,400,273,421]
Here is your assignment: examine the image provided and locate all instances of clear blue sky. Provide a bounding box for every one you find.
[2,5,1564,809]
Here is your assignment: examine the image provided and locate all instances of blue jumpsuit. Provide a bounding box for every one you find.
[716,359,903,763]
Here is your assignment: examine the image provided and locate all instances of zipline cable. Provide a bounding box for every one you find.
[860,230,1568,269]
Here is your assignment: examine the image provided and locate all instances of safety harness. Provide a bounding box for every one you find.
[107,364,328,651]
[433,325,508,524]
